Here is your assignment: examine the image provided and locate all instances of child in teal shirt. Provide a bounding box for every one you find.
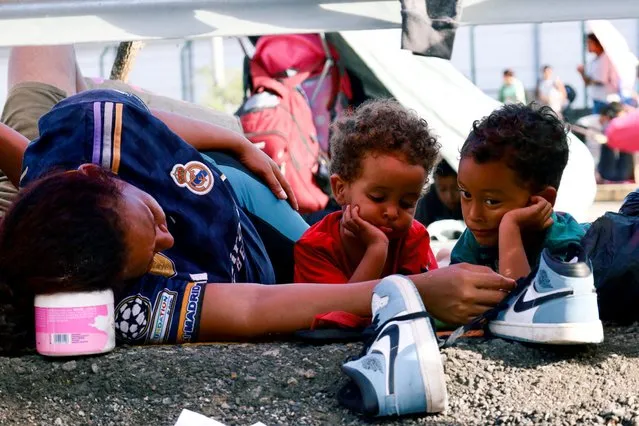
[451,103,585,280]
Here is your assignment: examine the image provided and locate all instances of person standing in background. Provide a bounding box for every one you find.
[537,65,567,118]
[498,69,526,104]
[577,33,619,114]
[596,102,634,183]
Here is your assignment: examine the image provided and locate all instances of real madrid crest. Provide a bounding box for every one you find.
[170,161,214,195]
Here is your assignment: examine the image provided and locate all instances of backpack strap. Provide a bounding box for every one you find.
[310,34,342,111]
[251,58,312,97]
[322,34,343,111]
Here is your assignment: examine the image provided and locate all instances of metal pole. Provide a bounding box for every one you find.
[188,41,194,102]
[581,20,589,108]
[211,36,225,87]
[99,46,112,79]
[469,25,477,84]
[533,23,540,98]
[180,40,194,102]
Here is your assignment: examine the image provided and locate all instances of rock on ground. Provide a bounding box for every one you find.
[0,325,638,426]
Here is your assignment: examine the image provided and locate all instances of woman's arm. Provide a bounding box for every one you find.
[151,108,251,153]
[151,109,298,209]
[0,123,29,187]
[199,281,376,340]
[198,264,516,340]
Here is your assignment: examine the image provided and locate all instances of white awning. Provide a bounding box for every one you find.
[1,0,638,47]
[0,1,402,47]
[461,0,639,26]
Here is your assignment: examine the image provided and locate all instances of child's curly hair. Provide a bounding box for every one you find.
[329,99,440,183]
[461,103,569,191]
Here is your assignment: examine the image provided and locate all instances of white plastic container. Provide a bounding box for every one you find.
[34,289,116,357]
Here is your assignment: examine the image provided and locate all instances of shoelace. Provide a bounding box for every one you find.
[344,311,432,363]
[439,273,532,348]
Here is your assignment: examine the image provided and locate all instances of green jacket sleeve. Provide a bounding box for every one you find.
[450,229,479,265]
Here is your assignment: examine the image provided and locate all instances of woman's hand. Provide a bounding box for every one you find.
[412,263,515,324]
[237,142,299,210]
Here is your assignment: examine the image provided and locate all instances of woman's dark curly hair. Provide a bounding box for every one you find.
[0,168,128,354]
[460,103,569,191]
[329,99,440,183]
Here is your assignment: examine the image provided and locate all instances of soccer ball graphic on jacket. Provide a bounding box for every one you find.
[115,295,151,342]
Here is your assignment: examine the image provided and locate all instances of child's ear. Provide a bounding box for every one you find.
[330,174,348,205]
[536,186,558,206]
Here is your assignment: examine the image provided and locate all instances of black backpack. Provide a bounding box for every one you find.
[582,193,639,324]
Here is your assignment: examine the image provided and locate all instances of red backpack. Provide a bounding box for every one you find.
[238,61,329,213]
[251,34,352,155]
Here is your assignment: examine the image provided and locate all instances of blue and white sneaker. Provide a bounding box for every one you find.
[488,244,604,344]
[338,275,447,417]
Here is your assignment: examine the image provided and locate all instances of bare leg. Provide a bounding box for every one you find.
[0,46,84,215]
[7,45,79,95]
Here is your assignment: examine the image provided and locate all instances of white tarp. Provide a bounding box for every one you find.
[1,0,639,47]
[339,29,596,221]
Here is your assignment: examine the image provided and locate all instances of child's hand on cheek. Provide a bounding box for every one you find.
[501,196,554,232]
[342,205,389,248]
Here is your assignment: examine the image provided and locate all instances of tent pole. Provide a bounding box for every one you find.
[237,37,255,60]
[211,36,225,87]
[581,20,588,108]
[180,40,195,102]
[469,25,476,84]
[533,23,540,96]
[99,46,114,79]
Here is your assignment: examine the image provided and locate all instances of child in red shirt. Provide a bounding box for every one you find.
[294,99,440,284]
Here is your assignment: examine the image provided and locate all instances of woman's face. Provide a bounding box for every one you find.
[118,181,175,279]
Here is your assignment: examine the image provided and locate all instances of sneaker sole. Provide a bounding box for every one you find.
[488,320,604,344]
[392,276,448,413]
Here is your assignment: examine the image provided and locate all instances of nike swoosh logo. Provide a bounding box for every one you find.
[371,324,399,394]
[513,287,573,313]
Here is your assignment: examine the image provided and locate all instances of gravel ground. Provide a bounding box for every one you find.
[1,324,638,426]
